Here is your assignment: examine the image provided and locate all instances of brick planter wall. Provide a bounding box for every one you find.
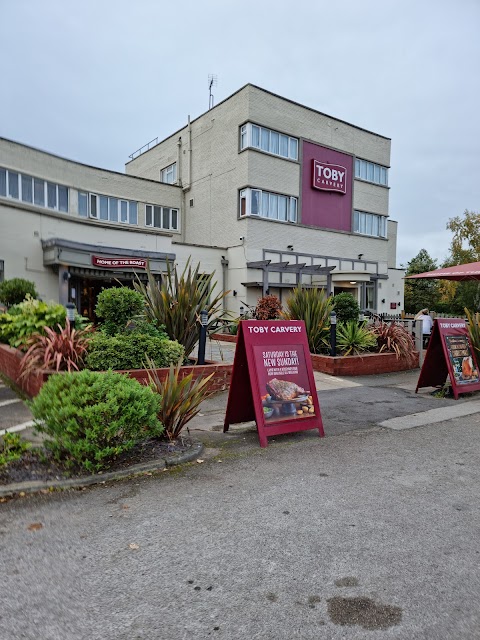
[211,333,237,344]
[0,344,232,398]
[310,351,419,376]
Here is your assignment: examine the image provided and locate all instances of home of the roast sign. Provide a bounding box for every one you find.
[91,255,147,269]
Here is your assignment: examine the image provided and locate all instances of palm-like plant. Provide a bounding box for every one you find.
[465,308,480,361]
[134,259,228,358]
[281,287,333,353]
[146,356,213,441]
[336,321,377,356]
[19,321,94,378]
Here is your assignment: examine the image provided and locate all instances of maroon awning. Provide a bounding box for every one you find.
[405,261,480,281]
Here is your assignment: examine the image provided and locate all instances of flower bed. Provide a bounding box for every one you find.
[0,343,232,398]
[211,333,419,375]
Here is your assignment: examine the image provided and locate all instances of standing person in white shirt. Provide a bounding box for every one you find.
[415,308,433,347]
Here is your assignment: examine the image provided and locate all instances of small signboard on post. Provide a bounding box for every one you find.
[416,318,480,399]
[224,320,324,447]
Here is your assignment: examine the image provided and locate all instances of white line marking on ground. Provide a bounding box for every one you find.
[0,420,36,437]
[379,400,480,430]
[0,398,21,408]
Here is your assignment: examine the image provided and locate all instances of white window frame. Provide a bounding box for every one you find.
[145,203,180,231]
[0,167,69,212]
[354,158,389,186]
[239,187,297,223]
[160,163,177,184]
[86,191,137,225]
[239,123,299,161]
[353,209,387,238]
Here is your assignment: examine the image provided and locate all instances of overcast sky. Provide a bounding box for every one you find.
[1,0,478,268]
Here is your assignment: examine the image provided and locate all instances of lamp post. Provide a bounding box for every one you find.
[330,311,337,357]
[197,309,208,365]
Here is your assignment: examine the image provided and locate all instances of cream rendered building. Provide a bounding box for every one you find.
[0,84,404,318]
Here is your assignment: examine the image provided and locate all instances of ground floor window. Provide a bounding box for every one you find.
[239,187,297,223]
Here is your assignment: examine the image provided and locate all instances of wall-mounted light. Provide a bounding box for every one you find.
[349,281,357,285]
[63,271,71,282]
[233,290,237,297]
[287,245,294,251]
[381,298,386,304]
[358,253,364,260]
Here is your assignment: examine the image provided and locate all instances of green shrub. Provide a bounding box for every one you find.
[0,296,66,348]
[0,278,38,307]
[30,370,162,472]
[0,431,31,466]
[336,320,377,355]
[281,287,333,354]
[85,332,184,371]
[333,292,360,323]
[95,287,145,335]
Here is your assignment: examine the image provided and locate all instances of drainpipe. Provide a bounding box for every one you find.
[181,116,192,241]
[221,256,229,311]
[176,136,182,187]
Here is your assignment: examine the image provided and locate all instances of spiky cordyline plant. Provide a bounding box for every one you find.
[146,356,213,441]
[281,287,333,354]
[336,320,377,356]
[134,259,229,358]
[465,308,480,361]
[19,321,94,378]
[371,320,416,365]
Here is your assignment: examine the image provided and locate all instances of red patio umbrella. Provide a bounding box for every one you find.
[405,262,480,281]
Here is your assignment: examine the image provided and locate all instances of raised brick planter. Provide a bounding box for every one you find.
[0,343,232,398]
[310,351,419,376]
[211,333,237,344]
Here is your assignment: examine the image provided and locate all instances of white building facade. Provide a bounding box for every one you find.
[0,84,404,318]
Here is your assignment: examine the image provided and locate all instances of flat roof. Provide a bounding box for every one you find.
[126,83,390,164]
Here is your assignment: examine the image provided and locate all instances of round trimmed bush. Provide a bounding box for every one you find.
[95,287,145,335]
[31,370,162,472]
[0,278,37,307]
[333,292,360,323]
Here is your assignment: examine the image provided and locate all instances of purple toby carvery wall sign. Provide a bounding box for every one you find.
[301,141,353,232]
[312,159,347,194]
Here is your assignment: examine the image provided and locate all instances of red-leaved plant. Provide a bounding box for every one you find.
[255,294,282,320]
[371,321,416,365]
[19,321,94,378]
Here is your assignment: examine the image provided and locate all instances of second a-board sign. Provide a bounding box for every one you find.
[416,318,480,399]
[224,320,324,447]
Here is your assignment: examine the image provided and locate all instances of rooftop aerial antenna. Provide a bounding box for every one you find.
[208,74,217,110]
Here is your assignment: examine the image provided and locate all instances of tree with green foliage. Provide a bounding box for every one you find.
[404,249,440,314]
[0,278,37,307]
[443,209,480,312]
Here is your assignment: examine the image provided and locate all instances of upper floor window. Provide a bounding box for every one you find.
[240,187,297,223]
[145,204,179,231]
[240,123,298,161]
[80,191,138,225]
[0,167,68,212]
[355,158,388,186]
[353,209,387,238]
[160,163,177,184]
